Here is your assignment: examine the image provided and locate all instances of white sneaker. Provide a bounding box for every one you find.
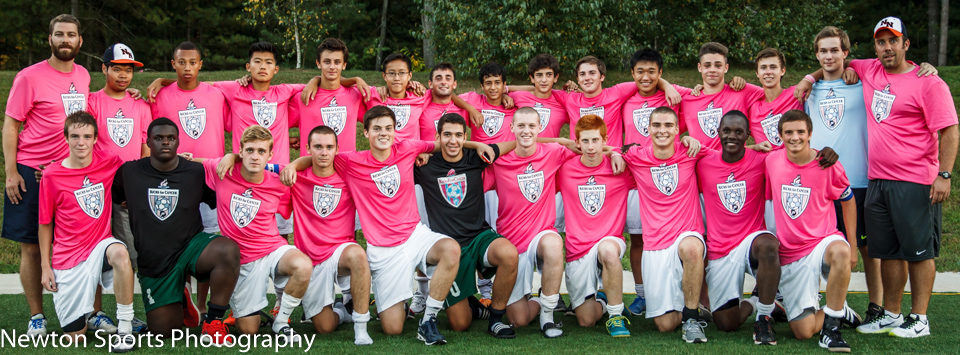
[410,290,426,314]
[27,314,47,337]
[857,311,903,334]
[889,314,930,338]
[87,311,119,334]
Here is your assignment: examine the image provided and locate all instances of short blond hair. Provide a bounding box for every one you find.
[240,125,274,151]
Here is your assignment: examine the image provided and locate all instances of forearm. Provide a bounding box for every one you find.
[657,78,672,91]
[495,141,517,155]
[3,118,22,173]
[451,94,476,112]
[938,125,959,173]
[462,141,485,151]
[506,85,535,92]
[289,156,313,171]
[38,224,53,269]
[154,78,176,86]
[536,137,571,145]
[340,77,361,87]
[841,198,857,247]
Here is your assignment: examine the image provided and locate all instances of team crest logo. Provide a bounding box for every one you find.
[438,169,467,208]
[321,97,348,135]
[781,174,811,220]
[516,163,544,203]
[230,188,261,228]
[252,96,277,128]
[148,179,179,221]
[107,108,135,148]
[61,82,86,117]
[579,106,605,119]
[371,165,401,198]
[178,99,207,139]
[578,176,605,216]
[818,88,845,130]
[312,184,341,218]
[481,109,505,137]
[761,110,783,146]
[697,101,723,138]
[717,173,747,213]
[432,109,448,133]
[533,102,551,133]
[650,163,679,196]
[74,176,105,219]
[633,102,655,137]
[871,84,895,123]
[387,104,411,131]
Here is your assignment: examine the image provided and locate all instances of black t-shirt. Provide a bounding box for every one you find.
[415,146,500,246]
[113,158,216,277]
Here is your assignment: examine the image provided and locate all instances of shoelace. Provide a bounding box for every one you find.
[94,315,115,327]
[29,318,44,329]
[899,316,919,329]
[606,316,631,328]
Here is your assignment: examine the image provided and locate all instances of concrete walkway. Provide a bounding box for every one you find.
[1,272,958,295]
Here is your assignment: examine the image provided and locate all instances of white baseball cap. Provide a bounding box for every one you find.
[103,43,144,67]
[874,16,907,38]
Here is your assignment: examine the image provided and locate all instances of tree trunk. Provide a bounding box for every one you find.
[292,0,302,69]
[928,0,939,63]
[71,0,78,16]
[376,0,389,70]
[421,0,436,69]
[939,0,949,66]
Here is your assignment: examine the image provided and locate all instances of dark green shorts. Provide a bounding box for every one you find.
[138,232,220,313]
[444,230,501,308]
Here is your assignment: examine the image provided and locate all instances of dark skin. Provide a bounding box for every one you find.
[139,125,241,338]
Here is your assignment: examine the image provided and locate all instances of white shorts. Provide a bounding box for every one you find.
[302,243,355,319]
[52,237,123,326]
[565,236,626,309]
[554,192,564,233]
[416,185,430,227]
[276,213,293,235]
[705,230,775,313]
[641,231,705,318]
[231,245,296,317]
[200,203,219,233]
[623,189,643,235]
[509,230,554,305]
[780,234,848,321]
[484,191,498,231]
[367,223,450,310]
[764,200,777,235]
[111,203,137,267]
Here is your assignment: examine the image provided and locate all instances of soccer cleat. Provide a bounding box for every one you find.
[819,316,850,352]
[840,306,862,328]
[753,315,777,345]
[557,296,574,317]
[27,314,47,337]
[410,290,427,314]
[478,298,493,308]
[269,303,289,323]
[488,321,517,339]
[605,315,631,337]
[857,311,903,334]
[862,302,883,325]
[889,314,930,338]
[222,311,236,326]
[541,322,563,338]
[299,311,312,324]
[627,296,646,316]
[771,300,789,323]
[110,333,137,353]
[417,316,447,345]
[182,283,201,327]
[201,319,234,347]
[87,311,119,334]
[468,295,490,320]
[404,302,416,320]
[682,318,708,343]
[274,325,301,345]
[131,317,148,333]
[698,304,713,323]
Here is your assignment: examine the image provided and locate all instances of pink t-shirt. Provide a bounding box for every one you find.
[849,59,959,185]
[367,89,430,143]
[334,140,435,247]
[88,90,151,161]
[5,61,90,169]
[564,82,639,147]
[621,85,690,147]
[493,143,577,253]
[508,90,569,138]
[558,156,634,262]
[748,86,802,148]
[215,82,303,164]
[679,84,764,150]
[420,100,466,140]
[202,159,292,264]
[697,149,768,260]
[462,92,517,144]
[289,85,366,154]
[291,170,357,265]
[38,151,122,270]
[622,143,706,251]
[150,83,230,159]
[766,149,850,265]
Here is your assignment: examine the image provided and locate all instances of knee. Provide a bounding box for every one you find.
[755,237,780,263]
[313,320,337,334]
[826,245,850,267]
[20,244,40,258]
[289,254,313,278]
[215,239,241,265]
[654,318,678,332]
[343,246,368,269]
[539,235,564,263]
[438,239,461,259]
[714,315,739,332]
[382,322,403,336]
[448,315,472,332]
[792,327,816,340]
[678,239,704,262]
[107,245,132,270]
[598,243,621,267]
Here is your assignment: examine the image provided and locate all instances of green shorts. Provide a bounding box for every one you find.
[138,232,220,313]
[444,230,501,308]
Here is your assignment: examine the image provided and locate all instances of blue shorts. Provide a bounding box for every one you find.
[2,164,41,244]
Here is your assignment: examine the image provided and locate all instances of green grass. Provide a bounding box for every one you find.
[0,293,956,353]
[1,67,959,272]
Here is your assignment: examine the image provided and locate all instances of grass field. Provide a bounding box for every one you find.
[0,66,959,272]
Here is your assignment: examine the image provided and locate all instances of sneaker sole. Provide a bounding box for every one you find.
[416,333,447,345]
[857,326,899,334]
[684,338,708,344]
[610,333,631,338]
[489,330,517,339]
[183,287,201,328]
[889,330,930,338]
[753,335,777,345]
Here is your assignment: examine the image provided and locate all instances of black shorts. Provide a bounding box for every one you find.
[834,188,867,247]
[1,164,41,244]
[864,179,941,261]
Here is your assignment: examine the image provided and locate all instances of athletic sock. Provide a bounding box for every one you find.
[913,313,927,322]
[596,296,608,313]
[333,303,352,324]
[341,288,353,306]
[116,303,134,334]
[272,294,301,333]
[489,307,506,328]
[477,278,493,299]
[607,303,624,318]
[539,293,559,327]
[635,284,645,299]
[681,307,699,322]
[205,303,229,322]
[755,302,774,321]
[352,311,372,345]
[274,287,284,307]
[421,296,443,324]
[823,306,844,319]
[415,276,430,296]
[885,309,900,318]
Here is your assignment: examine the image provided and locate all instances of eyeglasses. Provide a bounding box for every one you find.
[385,71,409,78]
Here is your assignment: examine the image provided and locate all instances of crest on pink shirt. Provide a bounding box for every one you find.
[313,184,341,218]
[781,174,811,220]
[761,110,783,146]
[481,109,505,137]
[697,101,723,138]
[178,99,207,140]
[230,188,261,228]
[438,169,467,208]
[818,88,845,131]
[579,106,605,119]
[650,163,679,196]
[61,82,86,117]
[533,102,551,133]
[321,97,348,135]
[633,102,655,137]
[717,173,747,214]
[871,84,895,123]
[387,104,411,131]
[252,96,278,128]
[74,176,105,219]
[148,179,179,221]
[371,165,401,198]
[517,163,544,203]
[578,175,605,216]
[107,108,135,148]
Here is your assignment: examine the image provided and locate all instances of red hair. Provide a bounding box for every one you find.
[574,114,607,140]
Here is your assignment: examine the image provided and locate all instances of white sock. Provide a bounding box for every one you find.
[886,309,900,318]
[478,278,493,299]
[634,284,645,298]
[913,313,927,322]
[352,312,372,345]
[342,289,353,306]
[273,294,301,332]
[597,296,608,313]
[415,276,430,296]
[756,302,774,321]
[539,294,559,327]
[421,296,443,324]
[333,303,351,325]
[607,303,624,318]
[823,306,844,319]
[116,303,134,334]
[274,287,284,308]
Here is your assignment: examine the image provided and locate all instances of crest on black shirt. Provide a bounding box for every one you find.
[438,169,467,208]
[148,179,179,221]
[74,176,105,219]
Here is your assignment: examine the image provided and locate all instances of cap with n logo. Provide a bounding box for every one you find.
[103,43,144,67]
[874,16,907,38]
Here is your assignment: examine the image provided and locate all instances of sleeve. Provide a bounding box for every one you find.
[149,100,160,120]
[847,59,870,74]
[211,80,241,98]
[4,72,34,121]
[741,83,765,107]
[286,84,306,100]
[201,158,222,191]
[138,101,151,144]
[38,173,55,225]
[112,165,127,205]
[551,90,568,105]
[621,144,644,165]
[489,143,502,164]
[288,99,302,127]
[826,163,851,200]
[673,84,693,96]
[922,79,959,132]
[278,187,293,219]
[352,87,367,124]
[86,94,99,119]
[201,180,217,209]
[333,153,350,174]
[366,87,383,109]
[412,140,437,155]
[459,92,480,106]
[222,93,232,133]
[613,82,640,101]
[554,142,578,162]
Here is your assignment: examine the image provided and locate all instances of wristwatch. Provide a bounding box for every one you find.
[939,171,952,179]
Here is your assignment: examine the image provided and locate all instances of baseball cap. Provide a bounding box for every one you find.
[103,43,144,67]
[874,16,907,38]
